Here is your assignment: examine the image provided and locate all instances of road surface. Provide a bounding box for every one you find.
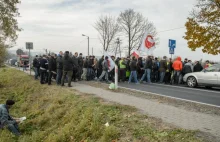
[118,82,220,106]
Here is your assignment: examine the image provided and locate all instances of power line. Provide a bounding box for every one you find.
[158,27,185,33]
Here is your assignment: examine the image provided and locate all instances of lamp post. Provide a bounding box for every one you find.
[82,34,90,56]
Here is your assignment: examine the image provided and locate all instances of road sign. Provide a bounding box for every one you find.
[169,47,175,54]
[169,39,176,48]
[26,42,33,50]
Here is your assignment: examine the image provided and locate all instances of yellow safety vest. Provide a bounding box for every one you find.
[119,60,126,69]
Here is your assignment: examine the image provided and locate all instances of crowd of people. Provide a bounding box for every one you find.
[32,51,214,86]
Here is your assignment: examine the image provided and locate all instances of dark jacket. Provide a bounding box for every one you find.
[98,58,104,69]
[0,104,15,128]
[48,57,56,72]
[56,56,63,70]
[62,53,73,71]
[145,58,153,69]
[194,63,203,72]
[88,59,94,68]
[159,60,167,72]
[72,56,79,68]
[33,58,40,68]
[40,57,48,70]
[83,59,88,68]
[167,61,173,72]
[130,59,137,71]
[183,62,193,74]
[78,56,83,67]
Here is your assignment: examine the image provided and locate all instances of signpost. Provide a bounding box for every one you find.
[168,39,176,59]
[26,42,33,75]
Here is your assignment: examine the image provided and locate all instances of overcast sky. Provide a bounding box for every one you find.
[11,0,220,61]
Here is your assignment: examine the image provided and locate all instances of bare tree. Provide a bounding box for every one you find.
[118,9,158,56]
[94,15,120,51]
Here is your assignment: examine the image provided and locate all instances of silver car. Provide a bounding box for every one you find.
[183,64,220,88]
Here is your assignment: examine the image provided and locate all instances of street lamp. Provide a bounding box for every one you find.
[82,34,90,56]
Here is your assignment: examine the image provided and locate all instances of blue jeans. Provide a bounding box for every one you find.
[129,71,138,83]
[172,70,181,84]
[160,71,165,83]
[34,67,39,79]
[56,69,63,85]
[141,69,151,83]
[7,122,20,136]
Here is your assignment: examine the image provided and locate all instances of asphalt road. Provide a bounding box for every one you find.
[118,82,220,106]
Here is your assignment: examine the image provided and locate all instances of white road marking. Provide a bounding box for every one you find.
[119,86,220,108]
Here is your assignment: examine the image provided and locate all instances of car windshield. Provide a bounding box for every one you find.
[203,64,220,72]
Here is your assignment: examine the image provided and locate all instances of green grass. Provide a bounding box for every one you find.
[0,68,202,142]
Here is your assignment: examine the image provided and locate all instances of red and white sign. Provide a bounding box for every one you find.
[139,31,156,54]
[145,35,155,49]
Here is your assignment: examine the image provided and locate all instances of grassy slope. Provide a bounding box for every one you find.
[0,68,202,142]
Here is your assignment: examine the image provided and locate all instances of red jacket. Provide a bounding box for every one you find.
[172,57,182,71]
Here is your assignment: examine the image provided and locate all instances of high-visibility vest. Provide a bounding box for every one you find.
[119,60,126,69]
[166,62,170,72]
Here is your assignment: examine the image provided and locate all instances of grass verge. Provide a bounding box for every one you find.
[0,68,202,142]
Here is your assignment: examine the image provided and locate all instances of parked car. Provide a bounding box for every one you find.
[183,64,220,88]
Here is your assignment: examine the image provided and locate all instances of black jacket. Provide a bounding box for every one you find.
[40,58,48,70]
[33,58,40,68]
[56,56,63,70]
[88,59,94,68]
[48,57,56,72]
[83,59,88,68]
[98,58,104,69]
[194,63,203,72]
[78,56,83,67]
[145,58,153,69]
[130,59,137,71]
[62,53,73,71]
[159,60,167,72]
[72,56,79,67]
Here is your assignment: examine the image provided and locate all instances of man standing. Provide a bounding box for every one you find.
[0,100,21,136]
[81,57,88,80]
[97,56,104,78]
[39,55,48,84]
[172,56,183,85]
[56,51,63,85]
[61,51,73,87]
[48,53,57,85]
[152,57,159,82]
[183,60,193,75]
[78,53,83,81]
[119,58,126,82]
[33,55,40,80]
[98,56,110,83]
[193,61,203,72]
[140,56,153,83]
[72,52,79,82]
[164,58,173,84]
[159,56,167,83]
[128,56,139,84]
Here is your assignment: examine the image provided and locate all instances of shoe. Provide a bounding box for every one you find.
[61,84,64,87]
[140,80,143,83]
[135,82,140,85]
[68,85,72,87]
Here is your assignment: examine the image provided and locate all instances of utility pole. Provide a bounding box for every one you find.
[115,38,122,58]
